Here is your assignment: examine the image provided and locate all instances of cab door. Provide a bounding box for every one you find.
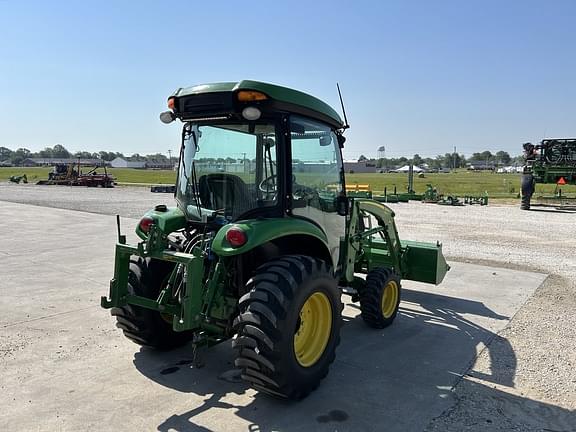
[289,115,346,268]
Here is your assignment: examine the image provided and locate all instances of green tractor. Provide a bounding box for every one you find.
[521,139,576,209]
[101,80,449,399]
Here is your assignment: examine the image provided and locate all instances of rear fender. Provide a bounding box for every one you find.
[135,207,186,240]
[212,218,332,266]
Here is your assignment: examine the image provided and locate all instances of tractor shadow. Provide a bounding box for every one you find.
[132,287,573,432]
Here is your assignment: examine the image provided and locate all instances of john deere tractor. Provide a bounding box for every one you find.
[102,80,449,399]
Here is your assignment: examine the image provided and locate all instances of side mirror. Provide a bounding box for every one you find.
[336,134,346,148]
[160,111,175,124]
[319,134,332,146]
[336,194,348,216]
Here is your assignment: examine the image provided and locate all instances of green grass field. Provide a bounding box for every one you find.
[348,171,576,198]
[0,167,176,185]
[1,167,574,199]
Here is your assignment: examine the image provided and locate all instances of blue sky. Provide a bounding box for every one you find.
[1,0,574,160]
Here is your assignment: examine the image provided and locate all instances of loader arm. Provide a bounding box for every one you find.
[342,199,402,284]
[341,198,449,286]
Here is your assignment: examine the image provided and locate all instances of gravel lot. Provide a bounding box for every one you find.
[392,201,576,431]
[1,183,575,430]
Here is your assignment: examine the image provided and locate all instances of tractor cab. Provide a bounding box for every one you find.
[165,81,347,263]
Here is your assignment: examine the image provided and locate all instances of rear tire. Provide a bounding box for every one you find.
[358,267,401,329]
[521,174,534,210]
[111,258,193,350]
[233,255,342,400]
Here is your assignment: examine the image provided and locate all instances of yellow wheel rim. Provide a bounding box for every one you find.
[381,280,399,318]
[293,292,332,368]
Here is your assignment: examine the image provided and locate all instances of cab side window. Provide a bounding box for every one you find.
[290,116,342,212]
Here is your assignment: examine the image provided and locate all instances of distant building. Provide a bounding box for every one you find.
[467,161,496,171]
[110,157,147,169]
[22,158,106,167]
[343,161,377,173]
[145,160,176,170]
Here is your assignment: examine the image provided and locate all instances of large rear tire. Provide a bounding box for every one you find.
[233,255,342,400]
[358,267,401,329]
[111,258,193,350]
[521,174,534,210]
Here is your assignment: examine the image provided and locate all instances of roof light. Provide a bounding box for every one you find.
[226,227,247,248]
[167,97,175,110]
[237,90,268,102]
[139,216,155,233]
[242,106,261,121]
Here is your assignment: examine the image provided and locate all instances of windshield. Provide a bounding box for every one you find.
[176,122,279,221]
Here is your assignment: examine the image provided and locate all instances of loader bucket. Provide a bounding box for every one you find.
[400,240,450,285]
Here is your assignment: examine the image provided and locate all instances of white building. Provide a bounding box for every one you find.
[110,157,147,169]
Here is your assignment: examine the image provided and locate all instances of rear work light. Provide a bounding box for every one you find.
[226,227,247,248]
[139,216,155,233]
[237,90,268,102]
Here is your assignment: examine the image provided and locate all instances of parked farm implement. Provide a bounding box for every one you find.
[36,163,115,187]
[9,174,28,184]
[347,165,488,206]
[521,139,576,209]
[101,80,450,399]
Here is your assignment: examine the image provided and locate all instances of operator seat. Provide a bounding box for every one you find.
[198,173,254,218]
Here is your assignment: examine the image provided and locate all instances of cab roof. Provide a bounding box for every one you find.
[171,80,344,129]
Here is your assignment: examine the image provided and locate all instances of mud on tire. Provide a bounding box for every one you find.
[233,255,342,400]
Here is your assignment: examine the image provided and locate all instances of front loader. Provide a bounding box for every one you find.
[101,80,449,399]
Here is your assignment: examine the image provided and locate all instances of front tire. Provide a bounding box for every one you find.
[358,267,401,329]
[233,255,342,400]
[111,258,193,350]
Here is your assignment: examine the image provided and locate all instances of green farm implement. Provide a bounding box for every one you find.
[9,174,28,184]
[422,184,487,206]
[521,139,576,209]
[101,80,449,399]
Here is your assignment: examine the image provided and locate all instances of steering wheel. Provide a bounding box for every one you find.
[258,175,277,193]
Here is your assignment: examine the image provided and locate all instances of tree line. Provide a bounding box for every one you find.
[0,144,172,166]
[0,144,521,170]
[357,150,521,170]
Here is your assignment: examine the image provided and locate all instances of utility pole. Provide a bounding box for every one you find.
[168,149,172,167]
[453,146,457,171]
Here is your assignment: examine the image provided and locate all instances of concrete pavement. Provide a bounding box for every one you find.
[0,201,547,431]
